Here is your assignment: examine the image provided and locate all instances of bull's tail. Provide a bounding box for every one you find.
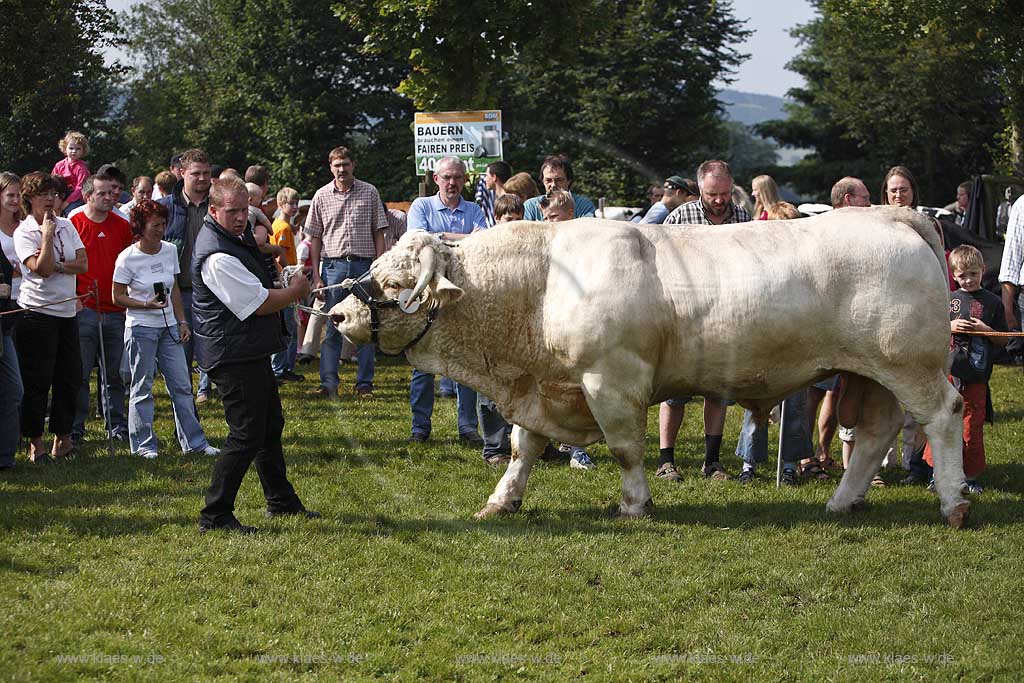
[899,210,950,286]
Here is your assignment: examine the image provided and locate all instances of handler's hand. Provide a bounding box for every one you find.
[289,273,311,301]
[312,275,324,299]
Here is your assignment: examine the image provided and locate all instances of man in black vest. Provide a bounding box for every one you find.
[193,176,315,534]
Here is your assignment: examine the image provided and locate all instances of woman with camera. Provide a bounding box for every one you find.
[113,200,218,459]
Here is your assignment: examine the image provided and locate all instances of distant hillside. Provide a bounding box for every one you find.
[718,89,790,126]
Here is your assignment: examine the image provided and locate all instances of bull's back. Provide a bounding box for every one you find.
[645,207,950,396]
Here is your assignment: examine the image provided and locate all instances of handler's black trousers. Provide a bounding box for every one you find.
[199,358,303,526]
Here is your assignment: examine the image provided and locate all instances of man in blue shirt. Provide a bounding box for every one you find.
[406,157,486,445]
[522,155,596,221]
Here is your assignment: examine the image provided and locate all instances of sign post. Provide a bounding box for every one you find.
[414,110,502,176]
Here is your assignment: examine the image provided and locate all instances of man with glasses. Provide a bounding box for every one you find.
[305,146,389,399]
[523,155,596,221]
[640,175,697,225]
[69,173,133,444]
[405,156,487,445]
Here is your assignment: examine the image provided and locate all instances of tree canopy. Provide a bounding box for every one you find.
[760,0,1021,204]
[0,0,125,175]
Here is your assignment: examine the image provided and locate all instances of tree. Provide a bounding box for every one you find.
[120,0,414,198]
[0,0,126,174]
[759,1,1017,203]
[338,0,751,203]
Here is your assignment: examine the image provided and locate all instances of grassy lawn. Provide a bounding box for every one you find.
[2,356,1022,682]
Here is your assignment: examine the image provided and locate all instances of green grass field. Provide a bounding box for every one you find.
[2,356,1022,682]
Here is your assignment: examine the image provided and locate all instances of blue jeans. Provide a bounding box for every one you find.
[125,324,210,456]
[0,335,22,467]
[410,370,479,437]
[736,391,811,466]
[271,305,297,376]
[179,290,211,396]
[478,393,511,457]
[74,308,127,438]
[439,376,456,396]
[319,257,374,392]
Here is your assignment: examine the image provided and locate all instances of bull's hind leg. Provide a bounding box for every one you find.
[580,370,653,518]
[900,372,969,527]
[475,426,547,519]
[827,379,902,514]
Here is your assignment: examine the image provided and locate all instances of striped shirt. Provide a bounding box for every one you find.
[303,178,388,259]
[475,177,495,226]
[998,194,1024,286]
[664,199,753,226]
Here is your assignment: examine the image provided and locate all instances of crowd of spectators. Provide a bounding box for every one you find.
[1,130,1017,515]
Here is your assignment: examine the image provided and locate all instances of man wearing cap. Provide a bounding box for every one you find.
[639,176,697,225]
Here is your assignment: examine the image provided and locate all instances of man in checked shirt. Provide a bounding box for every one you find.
[655,160,753,483]
[305,146,389,399]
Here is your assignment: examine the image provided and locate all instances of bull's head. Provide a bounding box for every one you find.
[331,231,463,354]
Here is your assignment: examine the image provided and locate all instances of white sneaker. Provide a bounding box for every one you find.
[202,446,221,457]
[137,450,158,460]
[569,449,596,470]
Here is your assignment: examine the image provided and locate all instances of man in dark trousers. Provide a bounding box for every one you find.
[193,176,316,534]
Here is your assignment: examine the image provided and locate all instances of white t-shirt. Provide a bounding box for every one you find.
[0,230,21,301]
[14,215,85,318]
[112,241,180,328]
[201,253,269,321]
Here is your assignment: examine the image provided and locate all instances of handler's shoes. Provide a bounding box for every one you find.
[701,461,730,481]
[198,518,257,535]
[656,462,683,482]
[569,449,596,470]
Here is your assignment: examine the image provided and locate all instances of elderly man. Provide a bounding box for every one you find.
[406,156,487,445]
[522,155,596,221]
[306,146,389,399]
[640,175,696,225]
[655,160,752,482]
[69,173,133,444]
[194,177,315,534]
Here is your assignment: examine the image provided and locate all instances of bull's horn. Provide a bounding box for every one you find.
[408,246,436,303]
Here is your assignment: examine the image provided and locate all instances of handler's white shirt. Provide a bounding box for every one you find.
[201,253,269,321]
[13,215,85,318]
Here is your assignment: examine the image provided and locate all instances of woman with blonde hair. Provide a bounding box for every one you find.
[751,174,783,220]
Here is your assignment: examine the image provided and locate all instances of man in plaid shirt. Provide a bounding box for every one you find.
[305,146,389,399]
[655,160,752,483]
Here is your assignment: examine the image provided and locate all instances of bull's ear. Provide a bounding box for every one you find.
[425,274,464,308]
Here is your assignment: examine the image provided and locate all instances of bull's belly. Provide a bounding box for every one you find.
[650,363,836,405]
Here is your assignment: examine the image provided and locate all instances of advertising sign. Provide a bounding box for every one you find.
[414,110,502,176]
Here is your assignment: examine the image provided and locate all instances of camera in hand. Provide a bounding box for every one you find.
[153,281,166,305]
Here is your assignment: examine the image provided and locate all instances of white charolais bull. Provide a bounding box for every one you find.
[332,207,970,527]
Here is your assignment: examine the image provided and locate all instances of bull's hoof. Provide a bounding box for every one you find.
[825,497,863,515]
[616,498,654,518]
[473,500,521,520]
[946,501,970,529]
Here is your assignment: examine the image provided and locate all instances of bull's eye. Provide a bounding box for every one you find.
[385,280,401,290]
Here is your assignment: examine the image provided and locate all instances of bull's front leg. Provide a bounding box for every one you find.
[475,426,546,519]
